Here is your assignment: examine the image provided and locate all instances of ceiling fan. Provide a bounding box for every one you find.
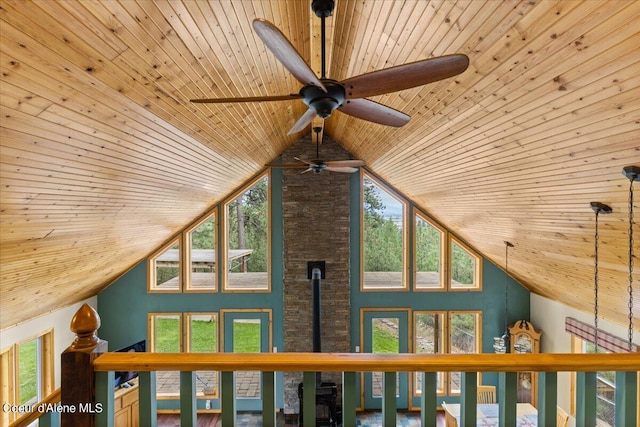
[190,0,469,135]
[268,126,364,174]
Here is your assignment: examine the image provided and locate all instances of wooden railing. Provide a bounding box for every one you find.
[8,388,61,427]
[89,351,640,427]
[50,305,638,427]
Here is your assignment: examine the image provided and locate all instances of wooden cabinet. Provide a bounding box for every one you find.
[114,380,139,427]
[509,320,542,408]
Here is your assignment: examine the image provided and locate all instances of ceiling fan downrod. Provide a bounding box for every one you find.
[312,0,335,79]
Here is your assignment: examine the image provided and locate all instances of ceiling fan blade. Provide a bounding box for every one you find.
[253,19,326,92]
[265,163,308,168]
[287,108,318,135]
[340,54,469,99]
[294,157,319,167]
[325,166,359,173]
[325,160,365,168]
[338,98,410,127]
[301,168,314,174]
[191,94,302,103]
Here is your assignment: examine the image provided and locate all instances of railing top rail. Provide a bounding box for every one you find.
[8,387,61,427]
[93,352,640,373]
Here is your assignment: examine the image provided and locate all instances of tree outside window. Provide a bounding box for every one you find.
[415,213,444,289]
[225,175,269,290]
[363,175,406,289]
[450,238,481,290]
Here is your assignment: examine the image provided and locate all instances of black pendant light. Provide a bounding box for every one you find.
[494,241,514,353]
[622,165,639,351]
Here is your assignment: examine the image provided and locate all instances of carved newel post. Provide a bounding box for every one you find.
[61,304,108,427]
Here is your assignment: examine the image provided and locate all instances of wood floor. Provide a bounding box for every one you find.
[156,411,447,426]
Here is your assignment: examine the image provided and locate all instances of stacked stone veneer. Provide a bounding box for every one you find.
[282,134,352,413]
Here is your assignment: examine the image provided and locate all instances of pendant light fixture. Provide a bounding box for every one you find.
[622,165,639,351]
[493,241,514,354]
[590,201,612,352]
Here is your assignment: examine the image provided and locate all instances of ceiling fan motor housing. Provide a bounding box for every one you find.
[300,80,346,118]
[312,0,335,18]
[311,162,327,174]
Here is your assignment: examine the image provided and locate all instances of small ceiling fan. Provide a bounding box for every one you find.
[268,126,364,174]
[191,0,469,135]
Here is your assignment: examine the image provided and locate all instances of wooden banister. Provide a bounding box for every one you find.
[93,351,640,373]
[62,303,108,427]
[8,388,61,427]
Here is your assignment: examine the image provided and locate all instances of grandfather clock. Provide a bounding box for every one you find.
[509,320,542,407]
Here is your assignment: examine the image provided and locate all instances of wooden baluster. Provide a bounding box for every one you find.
[180,372,197,426]
[537,372,558,427]
[382,372,396,427]
[342,372,357,427]
[94,371,114,427]
[460,372,477,427]
[615,371,638,427]
[420,372,437,427]
[262,371,276,427]
[302,371,316,427]
[38,411,60,427]
[61,303,108,427]
[137,371,157,427]
[575,372,597,427]
[498,372,517,427]
[220,371,236,426]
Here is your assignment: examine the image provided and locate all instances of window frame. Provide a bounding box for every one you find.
[412,311,448,397]
[1,329,54,424]
[221,171,271,293]
[361,171,409,292]
[413,210,447,291]
[448,236,482,291]
[184,208,218,293]
[148,237,183,293]
[447,310,482,395]
[149,312,221,399]
[569,335,638,425]
[184,312,219,398]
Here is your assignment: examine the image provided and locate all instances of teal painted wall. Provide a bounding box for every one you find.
[97,166,530,408]
[348,172,530,405]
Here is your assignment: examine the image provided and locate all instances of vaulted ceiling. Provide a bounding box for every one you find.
[1,1,638,331]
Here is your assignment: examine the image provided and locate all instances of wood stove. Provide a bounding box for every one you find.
[298,262,339,426]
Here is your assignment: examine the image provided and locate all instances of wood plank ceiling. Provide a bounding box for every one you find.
[1,1,638,331]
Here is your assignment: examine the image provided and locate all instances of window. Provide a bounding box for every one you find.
[449,237,481,290]
[572,338,617,426]
[415,212,445,290]
[148,238,181,292]
[149,313,182,397]
[0,330,54,424]
[414,312,446,395]
[448,311,481,394]
[362,174,407,290]
[186,313,218,396]
[224,174,269,291]
[185,211,217,291]
[412,311,481,396]
[149,313,219,398]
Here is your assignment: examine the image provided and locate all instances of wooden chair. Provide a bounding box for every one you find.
[477,385,497,404]
[557,406,570,427]
[441,402,459,427]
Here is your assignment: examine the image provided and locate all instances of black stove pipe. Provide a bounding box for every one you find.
[312,267,322,353]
